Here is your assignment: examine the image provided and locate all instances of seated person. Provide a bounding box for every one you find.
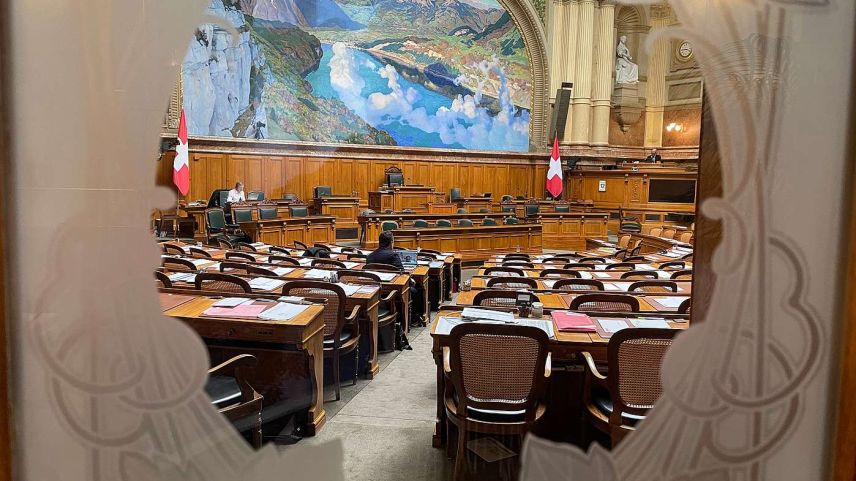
[227,181,246,203]
[367,231,403,269]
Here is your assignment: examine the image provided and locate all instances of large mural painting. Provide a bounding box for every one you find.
[183,0,532,152]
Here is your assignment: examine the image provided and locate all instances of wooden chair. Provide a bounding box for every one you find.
[661,227,677,239]
[659,261,685,270]
[347,253,368,261]
[162,243,186,255]
[155,271,172,288]
[337,271,399,354]
[617,234,631,248]
[678,298,692,314]
[206,354,264,449]
[189,246,212,258]
[678,231,693,243]
[680,253,694,261]
[195,273,253,294]
[269,246,292,255]
[234,242,257,252]
[364,263,403,273]
[605,263,635,271]
[340,246,358,254]
[294,240,309,250]
[472,289,538,308]
[622,256,646,263]
[444,323,549,481]
[539,269,581,278]
[620,271,659,280]
[553,279,604,291]
[649,226,663,237]
[220,262,278,277]
[314,243,334,251]
[225,251,256,262]
[502,260,535,268]
[628,280,678,293]
[483,266,525,277]
[312,258,346,269]
[268,255,301,266]
[217,238,234,249]
[564,263,598,270]
[485,276,538,289]
[579,257,606,264]
[670,270,693,280]
[162,257,197,272]
[582,328,677,447]
[282,281,361,401]
[569,293,640,312]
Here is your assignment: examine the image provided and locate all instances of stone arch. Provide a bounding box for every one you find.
[495,0,550,150]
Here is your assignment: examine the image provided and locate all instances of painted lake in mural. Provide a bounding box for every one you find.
[182,0,532,152]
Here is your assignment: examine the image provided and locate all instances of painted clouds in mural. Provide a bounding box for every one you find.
[183,0,532,151]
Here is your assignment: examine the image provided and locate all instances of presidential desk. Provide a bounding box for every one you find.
[177,199,310,241]
[368,185,445,213]
[312,196,361,238]
[359,212,516,247]
[161,292,328,436]
[238,217,336,246]
[391,223,543,264]
[533,212,609,249]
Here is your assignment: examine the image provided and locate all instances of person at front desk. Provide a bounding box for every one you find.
[227,181,246,203]
[643,148,662,163]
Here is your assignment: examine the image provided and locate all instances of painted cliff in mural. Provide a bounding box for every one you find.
[182,0,532,151]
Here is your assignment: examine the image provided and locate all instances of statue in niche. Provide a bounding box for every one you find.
[615,35,639,85]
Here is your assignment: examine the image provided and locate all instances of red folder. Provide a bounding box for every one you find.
[551,311,597,332]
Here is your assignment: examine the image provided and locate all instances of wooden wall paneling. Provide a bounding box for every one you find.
[226,155,245,190]
[416,161,431,186]
[334,159,354,196]
[457,164,471,196]
[263,156,284,199]
[245,156,263,193]
[283,157,304,200]
[354,160,371,204]
[533,165,547,198]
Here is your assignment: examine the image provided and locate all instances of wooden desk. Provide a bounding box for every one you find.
[178,200,308,241]
[454,197,493,212]
[162,293,328,436]
[391,224,543,264]
[533,212,609,249]
[429,308,687,447]
[359,212,516,247]
[368,186,443,213]
[313,197,360,238]
[626,232,693,254]
[239,217,336,246]
[468,276,692,293]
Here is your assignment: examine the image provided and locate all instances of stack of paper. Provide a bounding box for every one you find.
[303,269,331,279]
[248,277,286,291]
[212,297,252,307]
[542,279,557,289]
[364,271,397,281]
[273,267,295,276]
[631,318,670,328]
[298,258,314,266]
[190,258,210,267]
[461,308,515,322]
[202,304,268,318]
[335,283,361,296]
[168,272,196,283]
[257,302,310,321]
[344,262,360,269]
[598,319,630,334]
[551,311,596,332]
[648,296,686,309]
[577,271,594,279]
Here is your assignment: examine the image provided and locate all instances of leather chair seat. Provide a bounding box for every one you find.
[445,392,545,424]
[323,329,356,347]
[589,389,645,425]
[205,375,241,408]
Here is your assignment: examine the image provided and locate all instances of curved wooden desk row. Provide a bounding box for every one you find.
[389,224,542,264]
[238,217,336,246]
[624,232,693,254]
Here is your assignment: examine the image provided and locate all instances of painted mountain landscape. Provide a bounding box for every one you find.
[182,0,532,151]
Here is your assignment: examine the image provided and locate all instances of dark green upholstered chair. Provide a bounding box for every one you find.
[290,206,309,217]
[205,208,250,244]
[232,208,254,223]
[217,190,230,207]
[504,217,519,225]
[478,208,490,213]
[457,219,473,227]
[413,219,429,228]
[247,191,265,201]
[314,186,333,198]
[456,208,468,214]
[450,188,462,201]
[501,195,513,202]
[482,218,497,226]
[525,204,540,217]
[282,193,298,202]
[382,221,399,232]
[554,204,570,213]
[437,219,452,227]
[501,205,516,213]
[258,206,278,220]
[386,170,404,186]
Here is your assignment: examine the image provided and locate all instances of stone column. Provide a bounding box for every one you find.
[548,0,568,96]
[643,4,672,147]
[569,0,595,144]
[589,0,615,146]
[559,0,579,143]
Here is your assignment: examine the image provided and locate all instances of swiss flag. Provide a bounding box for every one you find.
[546,135,563,198]
[173,110,190,196]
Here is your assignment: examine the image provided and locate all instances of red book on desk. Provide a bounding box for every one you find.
[551,311,597,332]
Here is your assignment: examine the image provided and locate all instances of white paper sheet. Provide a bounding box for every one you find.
[335,283,361,296]
[631,318,671,329]
[593,272,612,279]
[577,271,593,279]
[213,297,252,307]
[303,269,331,279]
[273,267,295,275]
[462,308,515,322]
[248,277,286,291]
[344,262,360,269]
[598,319,630,334]
[601,283,622,291]
[649,296,686,308]
[257,302,310,321]
[364,271,397,281]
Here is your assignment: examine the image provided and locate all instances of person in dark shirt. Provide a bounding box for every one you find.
[367,231,404,269]
[644,148,662,163]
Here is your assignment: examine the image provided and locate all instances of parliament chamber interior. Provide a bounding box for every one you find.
[105,0,847,480]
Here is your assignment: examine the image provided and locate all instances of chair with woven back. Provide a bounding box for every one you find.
[234,242,257,252]
[541,257,570,266]
[670,270,693,280]
[678,298,691,314]
[539,269,581,278]
[268,255,300,266]
[678,231,693,243]
[347,253,368,261]
[444,322,549,480]
[552,278,605,292]
[312,258,346,269]
[605,263,636,271]
[569,293,640,312]
[659,261,685,270]
[564,263,598,270]
[649,226,663,237]
[486,276,538,290]
[617,234,631,248]
[472,289,538,308]
[483,266,525,277]
[579,257,606,264]
[155,271,172,288]
[268,246,291,255]
[680,253,694,261]
[502,260,535,268]
[205,354,264,449]
[162,257,198,272]
[338,270,400,353]
[281,281,361,401]
[162,243,187,255]
[504,253,530,260]
[582,328,678,447]
[221,262,278,277]
[195,272,253,294]
[661,227,677,239]
[620,271,659,280]
[217,238,234,249]
[628,280,678,293]
[293,240,309,250]
[189,246,212,258]
[225,251,256,263]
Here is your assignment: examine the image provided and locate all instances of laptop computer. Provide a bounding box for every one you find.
[398,249,418,269]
